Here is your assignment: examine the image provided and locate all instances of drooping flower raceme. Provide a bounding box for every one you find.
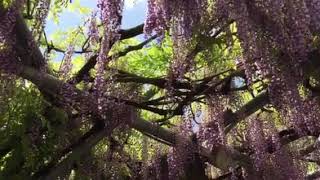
[198,95,226,151]
[144,0,166,36]
[93,0,124,113]
[145,0,208,79]
[216,0,320,134]
[167,106,196,179]
[32,0,50,41]
[88,12,100,47]
[247,117,304,179]
[59,45,74,79]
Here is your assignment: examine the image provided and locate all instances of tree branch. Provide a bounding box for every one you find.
[36,124,112,180]
[15,11,45,69]
[70,34,156,84]
[119,23,144,40]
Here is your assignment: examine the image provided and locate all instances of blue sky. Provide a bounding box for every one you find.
[45,0,147,61]
[46,0,147,39]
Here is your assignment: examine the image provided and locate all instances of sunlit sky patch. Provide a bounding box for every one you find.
[46,0,146,37]
[125,0,146,9]
[45,0,147,61]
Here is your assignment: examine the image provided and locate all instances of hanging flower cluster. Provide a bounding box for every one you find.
[88,11,100,47]
[93,0,124,113]
[247,117,303,179]
[59,45,74,79]
[216,0,320,134]
[167,106,196,179]
[144,0,207,37]
[145,0,208,79]
[32,0,50,42]
[144,0,166,36]
[198,95,226,151]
